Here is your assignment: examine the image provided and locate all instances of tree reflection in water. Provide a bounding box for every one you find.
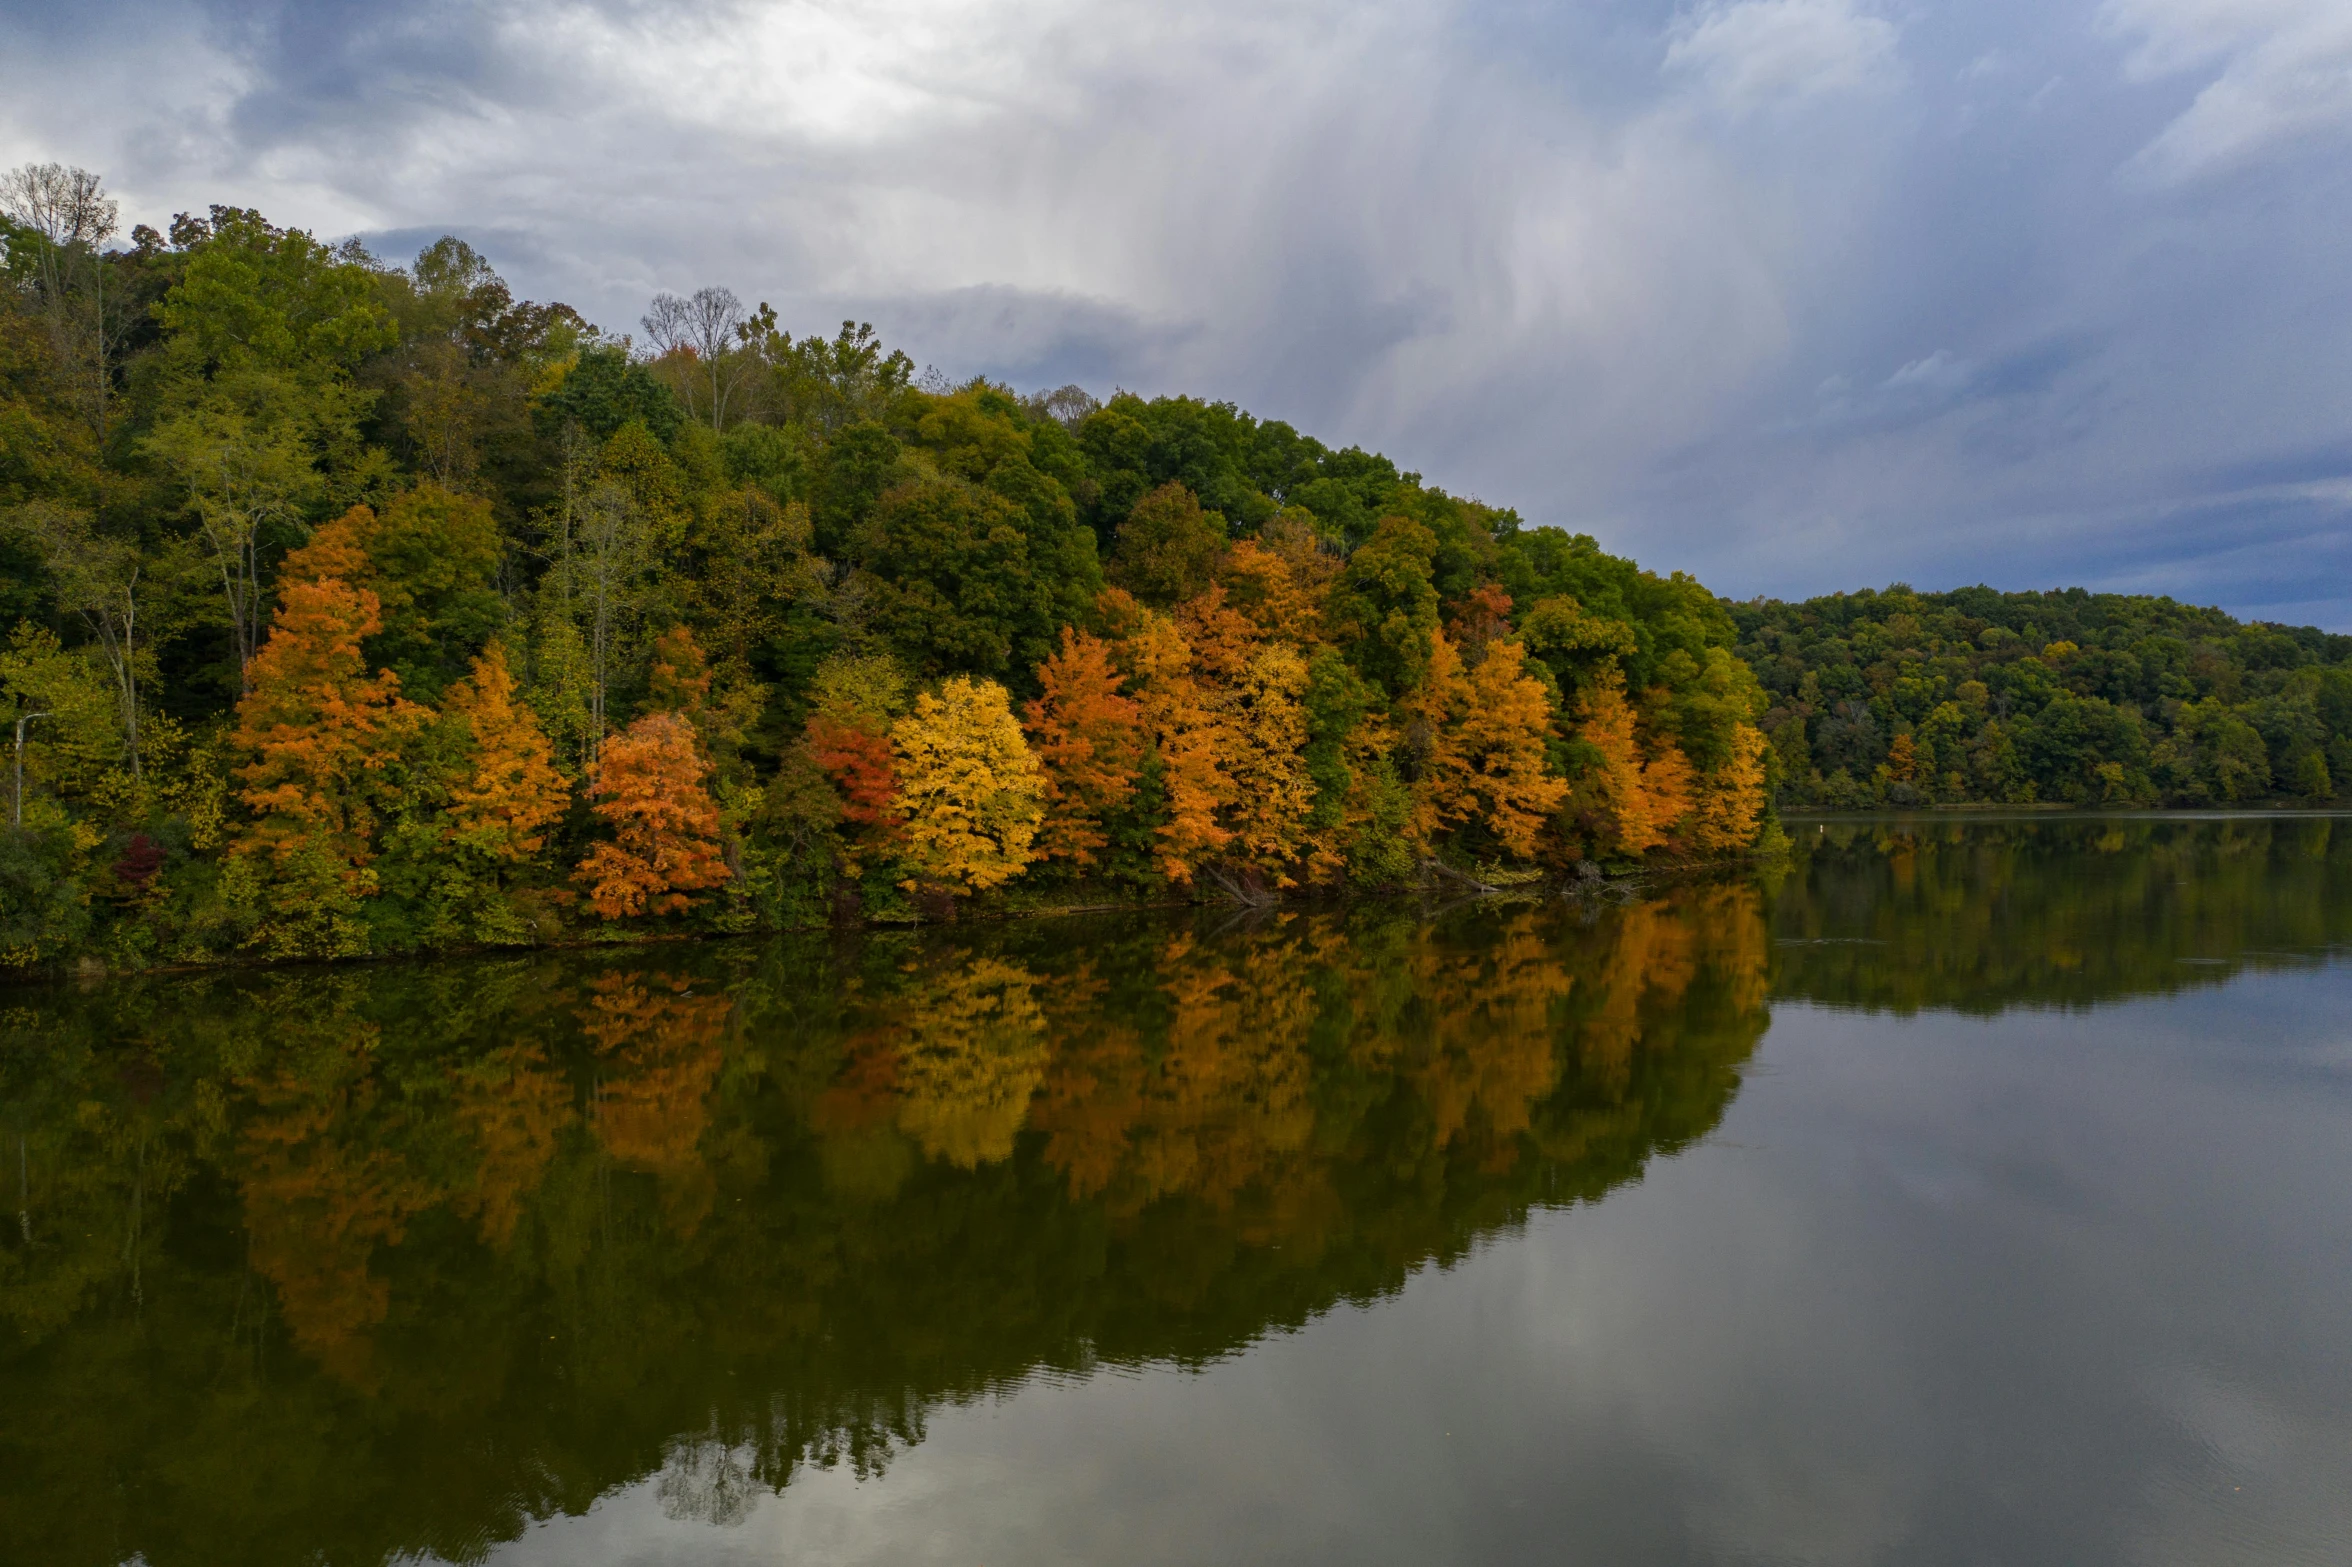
[8,816,2344,1566]
[1773,813,2352,1011]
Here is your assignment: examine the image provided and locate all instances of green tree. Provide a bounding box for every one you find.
[1328,514,1439,695]
[534,345,685,442]
[345,484,505,701]
[851,477,1050,680]
[1109,480,1225,607]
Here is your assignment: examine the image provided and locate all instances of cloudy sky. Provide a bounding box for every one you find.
[5,0,2349,624]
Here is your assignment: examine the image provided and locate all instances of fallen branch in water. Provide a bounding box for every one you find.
[1420,858,1498,894]
[1204,863,1280,907]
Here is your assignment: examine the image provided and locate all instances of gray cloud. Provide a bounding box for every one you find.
[3,0,2348,623]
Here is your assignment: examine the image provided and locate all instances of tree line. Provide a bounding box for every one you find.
[1734,585,2352,809]
[0,165,1772,972]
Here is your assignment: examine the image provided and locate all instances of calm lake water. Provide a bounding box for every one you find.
[5,816,2351,1566]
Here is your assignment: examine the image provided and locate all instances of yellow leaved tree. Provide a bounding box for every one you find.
[1573,672,1692,856]
[1404,628,1567,858]
[1684,721,1770,852]
[890,675,1047,895]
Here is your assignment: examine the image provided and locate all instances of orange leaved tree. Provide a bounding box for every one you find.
[442,642,568,864]
[574,712,728,917]
[807,715,900,875]
[1101,589,1234,882]
[1573,673,1694,856]
[890,675,1047,896]
[802,651,910,874]
[1024,626,1145,868]
[1405,629,1566,858]
[234,508,425,872]
[647,624,713,716]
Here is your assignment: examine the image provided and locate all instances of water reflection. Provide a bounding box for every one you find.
[1774,814,2352,1012]
[0,887,1766,1567]
[6,817,2350,1566]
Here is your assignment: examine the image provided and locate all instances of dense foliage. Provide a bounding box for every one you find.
[1734,585,2352,808]
[0,892,1769,1564]
[0,165,1770,972]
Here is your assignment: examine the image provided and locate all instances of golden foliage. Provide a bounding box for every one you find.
[1404,629,1567,858]
[890,675,1047,894]
[1220,535,1323,639]
[891,956,1050,1167]
[1219,641,1318,873]
[1116,606,1236,881]
[1684,721,1769,853]
[1573,673,1694,857]
[1884,731,1919,784]
[442,642,568,862]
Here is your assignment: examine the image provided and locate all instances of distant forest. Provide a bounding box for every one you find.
[1,167,1769,972]
[1734,586,2352,809]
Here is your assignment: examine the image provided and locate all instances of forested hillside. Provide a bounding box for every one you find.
[1733,587,2352,809]
[0,165,1769,972]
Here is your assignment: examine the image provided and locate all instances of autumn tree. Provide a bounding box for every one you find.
[574,712,728,917]
[1105,590,1234,882]
[1683,721,1768,852]
[1569,673,1692,858]
[1884,732,1919,784]
[890,675,1046,896]
[1202,640,1318,874]
[1404,629,1566,859]
[804,651,909,873]
[1023,626,1145,868]
[1223,513,1336,637]
[232,508,425,874]
[441,642,567,865]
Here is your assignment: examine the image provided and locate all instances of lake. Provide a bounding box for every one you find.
[4,815,2350,1566]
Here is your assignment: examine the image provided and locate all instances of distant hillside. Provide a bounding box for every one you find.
[1730,585,2352,808]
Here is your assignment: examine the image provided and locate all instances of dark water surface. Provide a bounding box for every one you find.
[6,817,2351,1565]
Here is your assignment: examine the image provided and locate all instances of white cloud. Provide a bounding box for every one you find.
[2103,0,2352,181]
[1664,0,1902,115]
[1883,350,1972,392]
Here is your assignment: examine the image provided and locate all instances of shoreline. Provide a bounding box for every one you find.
[6,854,1775,988]
[1780,804,2352,820]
